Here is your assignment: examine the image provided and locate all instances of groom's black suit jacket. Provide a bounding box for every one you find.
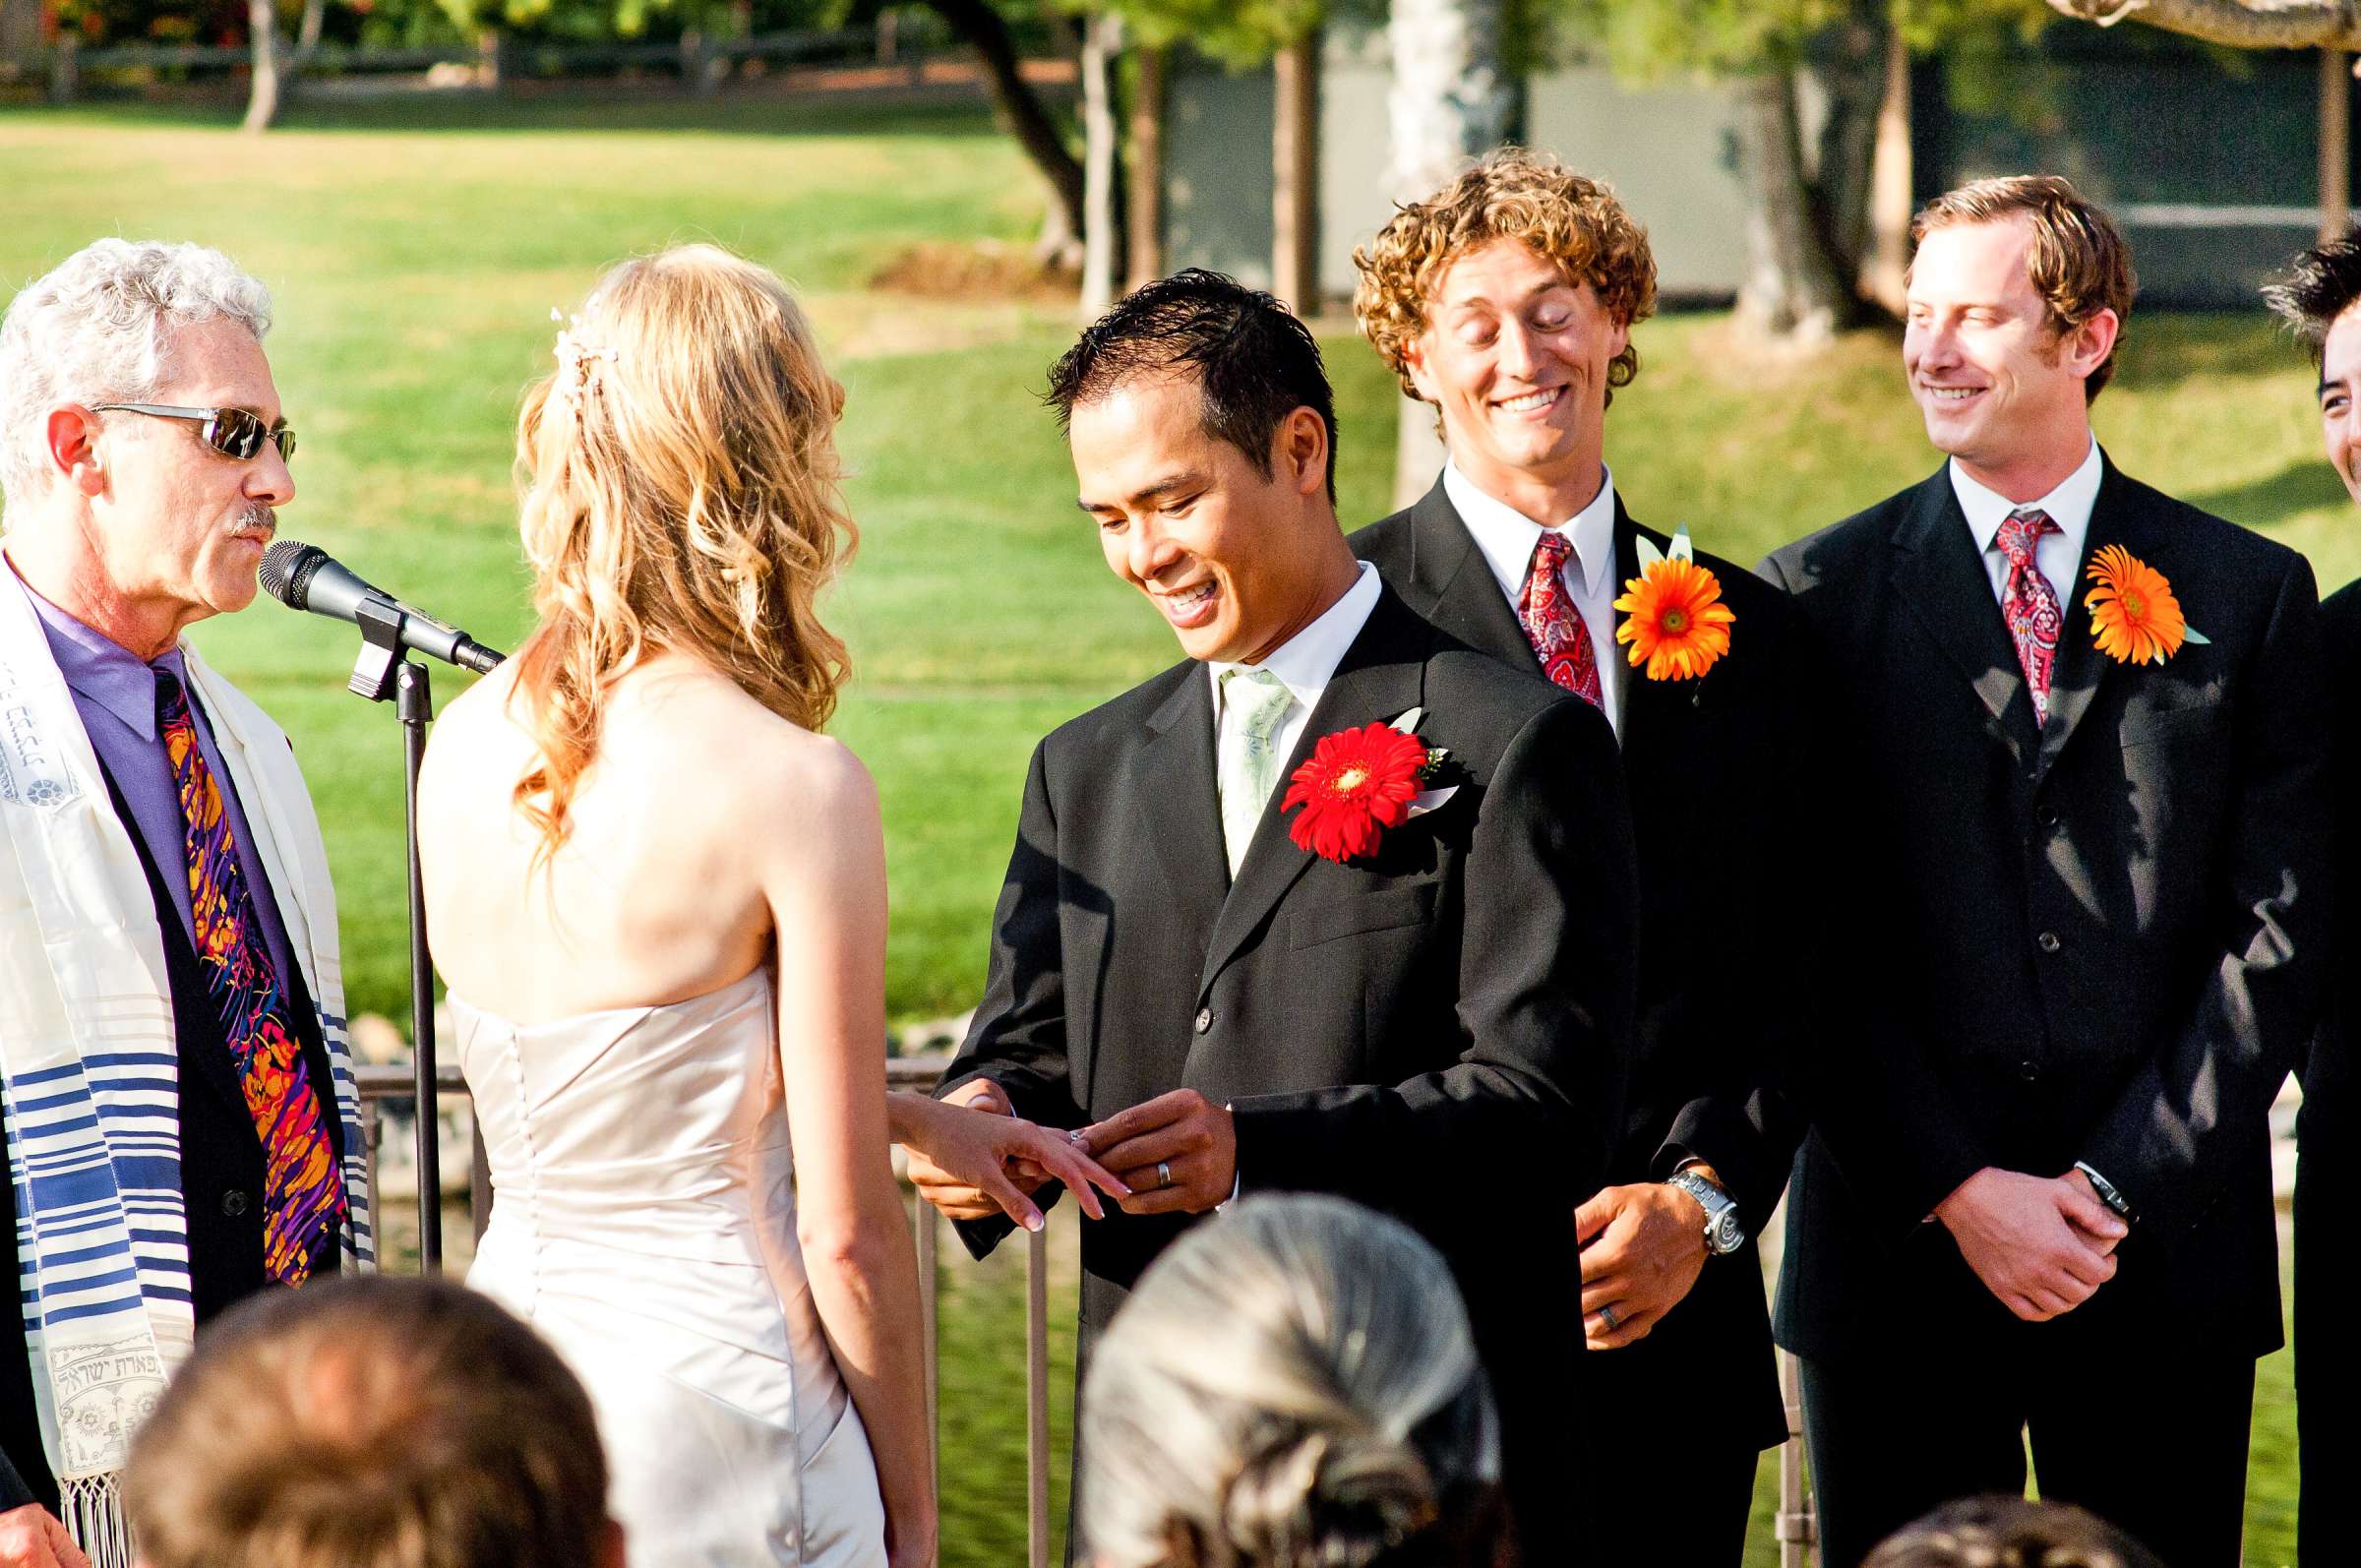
[940,584,1639,1561]
[1758,456,2329,1360]
[1352,481,1818,1459]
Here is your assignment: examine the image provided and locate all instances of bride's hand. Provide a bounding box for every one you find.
[891,1092,1129,1230]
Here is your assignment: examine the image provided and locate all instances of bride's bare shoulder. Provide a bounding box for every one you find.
[609,657,876,817]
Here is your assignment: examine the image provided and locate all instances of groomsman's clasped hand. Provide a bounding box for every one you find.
[1932,1167,2126,1323]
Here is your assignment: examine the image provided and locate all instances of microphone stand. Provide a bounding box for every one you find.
[345,597,496,1274]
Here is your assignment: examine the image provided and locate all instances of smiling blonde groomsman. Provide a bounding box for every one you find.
[1349,150,1823,1566]
[1762,177,2329,1567]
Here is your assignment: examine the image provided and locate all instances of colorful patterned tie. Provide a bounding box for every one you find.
[155,669,344,1286]
[1996,509,2065,723]
[1217,667,1295,876]
[1518,530,1604,709]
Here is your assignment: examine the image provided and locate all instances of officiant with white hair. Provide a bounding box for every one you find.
[0,239,372,1568]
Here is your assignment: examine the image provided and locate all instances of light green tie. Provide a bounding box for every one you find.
[1218,667,1296,875]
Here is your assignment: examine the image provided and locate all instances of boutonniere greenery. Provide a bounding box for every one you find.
[1281,707,1455,865]
[1614,526,1735,682]
[2085,545,2209,666]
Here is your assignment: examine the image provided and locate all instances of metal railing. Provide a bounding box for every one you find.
[349,1059,1814,1567]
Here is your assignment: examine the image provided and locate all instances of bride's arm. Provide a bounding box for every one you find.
[768,747,935,1568]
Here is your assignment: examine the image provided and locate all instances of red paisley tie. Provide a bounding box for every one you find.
[1518,530,1604,710]
[1996,509,2064,723]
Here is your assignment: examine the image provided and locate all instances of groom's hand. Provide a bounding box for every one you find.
[907,1078,1043,1221]
[0,1504,91,1568]
[1078,1090,1237,1216]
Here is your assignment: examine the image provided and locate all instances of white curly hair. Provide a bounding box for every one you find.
[0,239,274,511]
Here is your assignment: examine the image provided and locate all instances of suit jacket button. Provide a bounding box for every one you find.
[2018,1059,2041,1084]
[1194,1007,1214,1035]
[220,1189,250,1218]
[2036,931,2062,954]
[2035,805,2061,829]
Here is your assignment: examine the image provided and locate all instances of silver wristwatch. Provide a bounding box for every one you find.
[1666,1169,1745,1256]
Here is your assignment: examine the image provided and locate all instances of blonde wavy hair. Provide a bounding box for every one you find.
[509,244,855,860]
[1353,148,1658,409]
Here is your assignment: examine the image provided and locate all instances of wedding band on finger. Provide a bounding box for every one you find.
[1156,1160,1173,1189]
[1599,1303,1622,1333]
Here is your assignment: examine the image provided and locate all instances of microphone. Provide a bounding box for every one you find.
[260,540,506,676]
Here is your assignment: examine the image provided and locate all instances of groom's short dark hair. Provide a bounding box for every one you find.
[2265,221,2361,364]
[1047,268,1339,502]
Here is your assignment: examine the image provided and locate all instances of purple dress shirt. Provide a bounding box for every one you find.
[15,566,302,993]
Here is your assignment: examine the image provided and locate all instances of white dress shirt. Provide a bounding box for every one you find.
[1444,460,1627,736]
[1949,439,2103,612]
[1207,561,1384,852]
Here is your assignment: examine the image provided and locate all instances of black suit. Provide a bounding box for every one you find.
[1354,481,1811,1563]
[1,754,341,1513]
[939,584,1639,1563]
[1760,457,2330,1567]
[2297,580,2361,1564]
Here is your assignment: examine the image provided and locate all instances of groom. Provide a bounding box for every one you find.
[909,270,1638,1559]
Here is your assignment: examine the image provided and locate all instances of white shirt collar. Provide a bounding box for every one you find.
[1208,561,1383,715]
[1444,460,1618,604]
[1949,439,2103,556]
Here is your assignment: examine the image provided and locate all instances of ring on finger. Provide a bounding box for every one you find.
[1599,1302,1621,1333]
[1156,1160,1173,1189]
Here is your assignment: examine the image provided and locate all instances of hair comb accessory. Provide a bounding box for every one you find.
[550,304,624,410]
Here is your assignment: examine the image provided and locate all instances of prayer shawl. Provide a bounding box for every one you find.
[0,566,373,1564]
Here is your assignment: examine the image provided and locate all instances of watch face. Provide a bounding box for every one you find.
[1709,1211,1744,1254]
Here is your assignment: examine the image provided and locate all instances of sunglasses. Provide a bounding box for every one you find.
[89,402,296,463]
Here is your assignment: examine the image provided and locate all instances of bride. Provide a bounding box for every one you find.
[417,244,1120,1568]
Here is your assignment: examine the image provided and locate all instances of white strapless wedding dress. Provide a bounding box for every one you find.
[455,966,887,1568]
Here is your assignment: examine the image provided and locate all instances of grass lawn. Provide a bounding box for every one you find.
[0,92,2337,1566]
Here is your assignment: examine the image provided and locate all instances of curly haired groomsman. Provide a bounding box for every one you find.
[1348,149,1819,1565]
[2263,226,2361,1568]
[1762,178,2330,1566]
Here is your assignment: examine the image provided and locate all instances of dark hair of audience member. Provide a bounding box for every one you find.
[1080,1193,1513,1568]
[125,1275,619,1568]
[1863,1496,2165,1568]
[2263,220,2361,362]
[1043,268,1340,502]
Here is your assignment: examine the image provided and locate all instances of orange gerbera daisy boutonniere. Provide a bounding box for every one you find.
[1614,527,1736,682]
[2085,545,2210,665]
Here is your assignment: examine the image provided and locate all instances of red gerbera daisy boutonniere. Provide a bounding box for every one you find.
[1280,709,1453,865]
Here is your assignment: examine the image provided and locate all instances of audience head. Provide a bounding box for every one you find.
[1353,148,1655,496]
[1905,176,2133,489]
[1080,1194,1510,1568]
[2264,221,2361,507]
[1048,269,1350,666]
[1863,1496,2163,1568]
[0,239,291,654]
[125,1274,620,1568]
[511,242,855,856]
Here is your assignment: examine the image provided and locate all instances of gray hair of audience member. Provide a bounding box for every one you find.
[1080,1194,1507,1568]
[1863,1496,2165,1568]
[124,1274,620,1568]
[0,239,273,510]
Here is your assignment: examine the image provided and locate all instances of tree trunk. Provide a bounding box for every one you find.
[1861,26,1913,316]
[297,0,324,53]
[1126,44,1166,292]
[1,0,42,69]
[1385,0,1514,509]
[1273,31,1319,314]
[2326,46,2352,243]
[1805,8,1892,285]
[242,0,280,134]
[1731,69,1850,345]
[919,0,1087,271]
[1079,11,1122,317]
